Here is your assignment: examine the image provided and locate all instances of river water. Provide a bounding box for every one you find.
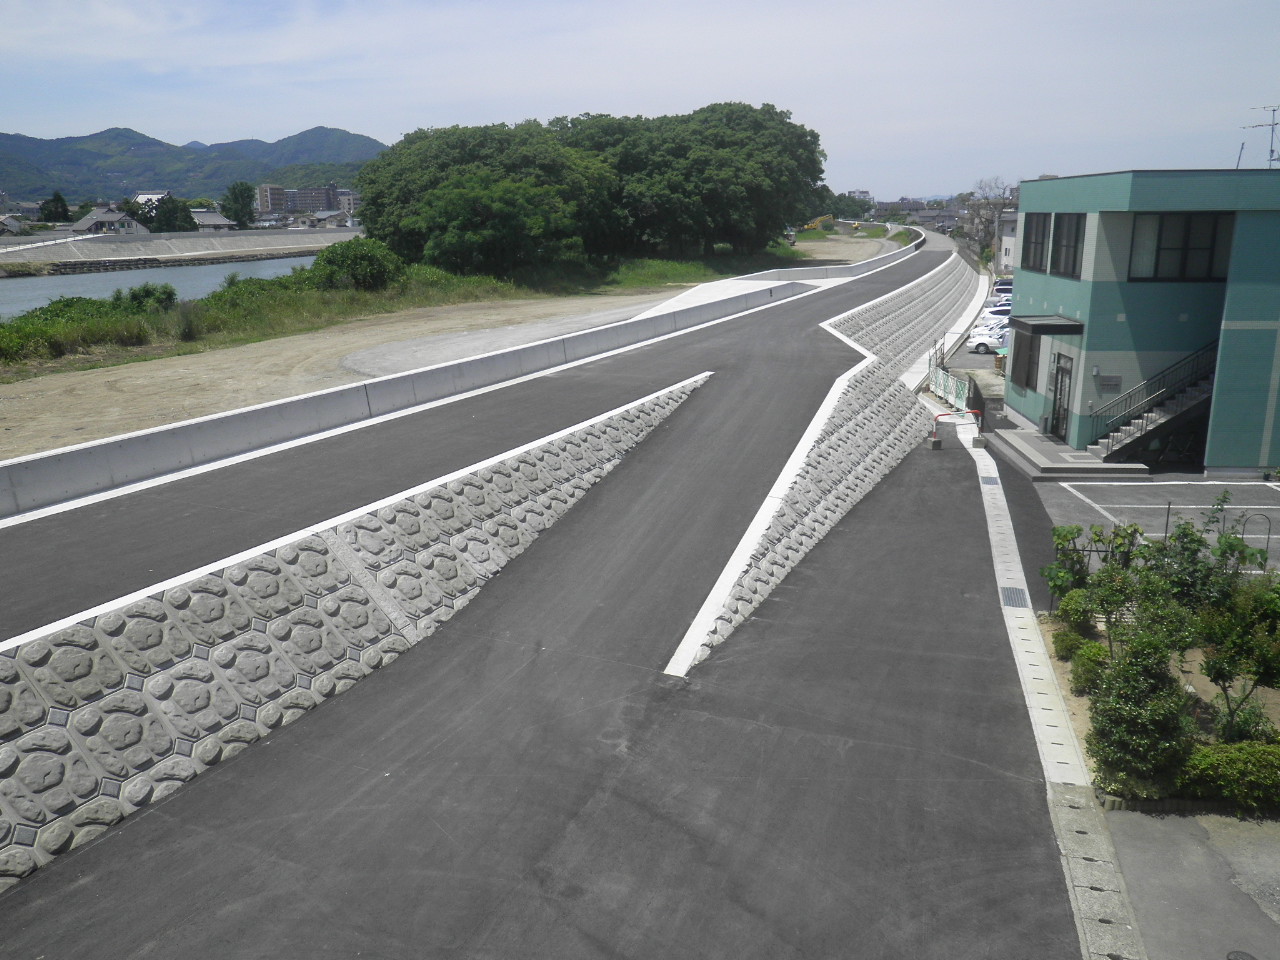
[0,256,316,320]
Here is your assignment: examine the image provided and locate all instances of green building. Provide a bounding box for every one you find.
[1004,169,1280,474]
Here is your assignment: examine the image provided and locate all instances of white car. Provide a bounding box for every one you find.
[967,329,1006,354]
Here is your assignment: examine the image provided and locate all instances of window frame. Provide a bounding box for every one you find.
[1021,212,1050,272]
[1128,211,1234,281]
[1010,330,1041,391]
[1049,213,1085,279]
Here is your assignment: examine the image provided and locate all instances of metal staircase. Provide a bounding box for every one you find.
[1084,341,1217,460]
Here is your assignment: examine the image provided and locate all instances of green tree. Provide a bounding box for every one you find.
[220,181,256,229]
[150,194,198,232]
[410,168,583,279]
[358,120,615,268]
[1197,575,1280,741]
[39,191,71,222]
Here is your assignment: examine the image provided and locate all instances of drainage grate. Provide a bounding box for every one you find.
[981,475,1001,485]
[1001,586,1030,608]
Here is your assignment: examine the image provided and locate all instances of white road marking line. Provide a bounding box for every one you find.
[0,373,712,656]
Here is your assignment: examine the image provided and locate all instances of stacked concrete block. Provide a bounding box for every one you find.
[0,375,706,890]
[687,257,977,667]
[831,255,978,380]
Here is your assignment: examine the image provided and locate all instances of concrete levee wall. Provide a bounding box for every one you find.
[0,374,708,891]
[0,281,810,518]
[0,230,361,263]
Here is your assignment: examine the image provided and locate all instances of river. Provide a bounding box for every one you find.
[0,256,316,320]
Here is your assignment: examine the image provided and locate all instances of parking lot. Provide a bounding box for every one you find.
[1037,479,1280,556]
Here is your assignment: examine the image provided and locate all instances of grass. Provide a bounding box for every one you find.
[0,245,812,380]
[0,262,52,277]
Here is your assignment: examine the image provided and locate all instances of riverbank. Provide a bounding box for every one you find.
[0,233,883,458]
[0,247,329,278]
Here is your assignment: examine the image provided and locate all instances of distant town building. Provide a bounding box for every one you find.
[0,214,25,235]
[257,181,358,214]
[132,190,172,208]
[190,209,236,232]
[71,207,149,235]
[256,184,287,213]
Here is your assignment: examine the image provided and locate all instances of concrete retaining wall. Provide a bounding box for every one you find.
[0,281,809,519]
[0,230,361,263]
[0,374,708,891]
[675,253,979,669]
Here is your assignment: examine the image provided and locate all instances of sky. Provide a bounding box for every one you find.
[6,0,1278,200]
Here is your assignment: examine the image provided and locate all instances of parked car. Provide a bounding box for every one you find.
[993,278,1013,293]
[979,305,1012,323]
[974,317,1009,336]
[967,329,1006,354]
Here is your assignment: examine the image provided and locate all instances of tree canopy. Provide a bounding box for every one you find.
[220,180,256,229]
[357,103,827,276]
[150,193,199,232]
[39,191,71,222]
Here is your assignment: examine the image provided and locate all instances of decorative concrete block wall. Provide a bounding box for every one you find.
[0,375,707,891]
[683,255,978,667]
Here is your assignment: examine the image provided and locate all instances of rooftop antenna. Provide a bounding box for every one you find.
[1243,104,1280,167]
[1237,141,1246,168]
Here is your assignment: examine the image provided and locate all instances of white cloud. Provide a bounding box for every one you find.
[4,0,1277,197]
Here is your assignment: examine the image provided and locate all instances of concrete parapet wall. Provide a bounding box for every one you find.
[0,282,808,519]
[0,374,708,891]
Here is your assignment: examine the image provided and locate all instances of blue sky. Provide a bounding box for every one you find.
[8,0,1278,199]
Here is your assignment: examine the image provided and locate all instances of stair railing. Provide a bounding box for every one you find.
[1086,340,1218,451]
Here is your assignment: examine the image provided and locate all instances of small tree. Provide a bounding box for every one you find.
[150,194,198,232]
[1197,575,1280,742]
[220,181,256,229]
[39,191,71,222]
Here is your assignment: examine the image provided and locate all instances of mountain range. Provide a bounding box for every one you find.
[0,126,388,202]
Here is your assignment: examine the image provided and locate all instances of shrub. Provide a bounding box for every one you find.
[1087,635,1194,799]
[1056,589,1095,635]
[1070,641,1111,695]
[1211,696,1279,744]
[1178,742,1280,812]
[1052,628,1087,662]
[310,237,405,291]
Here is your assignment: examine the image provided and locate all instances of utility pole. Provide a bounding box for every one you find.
[1243,104,1280,167]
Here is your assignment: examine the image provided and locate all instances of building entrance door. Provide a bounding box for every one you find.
[1050,354,1074,441]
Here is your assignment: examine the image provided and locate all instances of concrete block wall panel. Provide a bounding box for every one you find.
[681,255,975,668]
[0,278,807,519]
[0,374,708,891]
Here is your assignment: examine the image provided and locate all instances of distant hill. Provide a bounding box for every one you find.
[0,126,388,202]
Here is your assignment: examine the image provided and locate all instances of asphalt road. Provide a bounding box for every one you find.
[0,255,941,645]
[0,249,1081,958]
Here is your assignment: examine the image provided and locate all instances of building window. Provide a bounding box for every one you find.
[1049,213,1085,279]
[1022,213,1049,271]
[1010,331,1041,391]
[1129,212,1234,280]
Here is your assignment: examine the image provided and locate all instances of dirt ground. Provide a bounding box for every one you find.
[0,234,876,460]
